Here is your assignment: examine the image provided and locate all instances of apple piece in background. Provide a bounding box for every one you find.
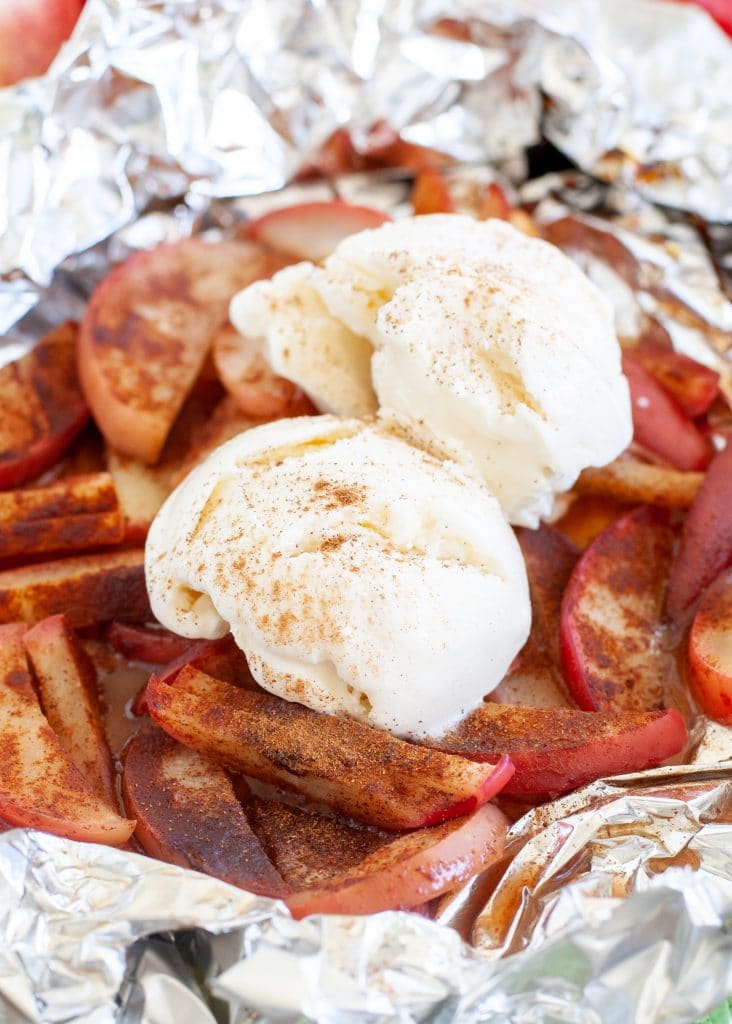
[0,0,83,87]
[624,343,720,419]
[431,702,688,796]
[0,323,89,490]
[0,548,150,627]
[0,622,134,845]
[666,443,732,623]
[78,239,280,464]
[145,666,515,831]
[105,622,195,666]
[688,569,732,722]
[122,727,289,896]
[554,494,634,551]
[246,201,391,262]
[23,614,117,809]
[560,506,681,714]
[285,802,509,918]
[621,353,713,472]
[411,169,455,214]
[0,472,123,560]
[575,457,703,509]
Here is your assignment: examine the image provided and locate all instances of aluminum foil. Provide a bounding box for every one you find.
[2,0,732,1022]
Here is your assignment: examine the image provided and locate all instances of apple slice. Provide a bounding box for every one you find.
[688,569,732,722]
[624,343,720,418]
[145,667,514,830]
[213,324,316,420]
[167,395,260,488]
[431,703,688,796]
[0,623,134,845]
[0,323,89,490]
[105,623,194,665]
[246,201,391,262]
[246,795,391,889]
[79,239,280,464]
[621,352,713,471]
[411,169,455,215]
[122,727,288,895]
[560,506,677,713]
[666,443,732,622]
[23,615,117,808]
[285,802,509,919]
[0,472,123,560]
[0,0,83,86]
[554,494,632,551]
[576,458,703,509]
[0,548,150,627]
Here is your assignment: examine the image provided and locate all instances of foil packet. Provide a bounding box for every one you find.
[1,1,732,1022]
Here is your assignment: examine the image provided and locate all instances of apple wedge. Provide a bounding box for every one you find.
[666,443,732,622]
[624,343,720,419]
[246,795,391,889]
[79,239,280,463]
[411,169,455,215]
[0,472,123,559]
[0,548,150,627]
[560,506,677,713]
[688,569,732,722]
[105,622,194,665]
[246,201,390,262]
[0,322,89,490]
[431,703,688,796]
[23,614,117,808]
[0,0,83,86]
[122,727,289,896]
[554,494,632,551]
[575,458,703,509]
[0,623,134,845]
[285,802,509,919]
[145,667,514,830]
[621,353,713,471]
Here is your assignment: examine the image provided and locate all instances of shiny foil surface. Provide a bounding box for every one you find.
[1,1,732,1022]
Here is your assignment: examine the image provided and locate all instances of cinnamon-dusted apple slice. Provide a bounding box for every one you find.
[0,473,123,560]
[0,548,150,627]
[79,239,281,464]
[666,443,732,622]
[146,668,515,830]
[285,802,509,919]
[688,569,732,722]
[105,622,194,665]
[23,614,116,808]
[575,458,703,509]
[624,343,720,418]
[431,703,688,796]
[0,623,134,845]
[621,353,713,471]
[0,323,88,489]
[246,201,390,262]
[560,506,678,713]
[122,727,288,896]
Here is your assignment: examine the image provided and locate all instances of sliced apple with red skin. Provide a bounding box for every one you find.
[213,324,317,420]
[0,0,83,87]
[621,353,713,471]
[246,201,391,262]
[122,727,289,896]
[0,472,123,560]
[23,615,117,808]
[0,623,134,845]
[79,239,282,464]
[285,802,509,919]
[576,457,703,509]
[560,506,677,713]
[105,622,195,665]
[666,443,732,623]
[145,667,514,831]
[0,323,89,490]
[411,169,455,215]
[688,569,732,722]
[624,343,720,418]
[431,703,688,796]
[0,548,150,628]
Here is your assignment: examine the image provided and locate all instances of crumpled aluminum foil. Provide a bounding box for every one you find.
[2,1,732,1022]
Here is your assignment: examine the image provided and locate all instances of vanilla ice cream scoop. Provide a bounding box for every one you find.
[230,215,632,527]
[145,416,530,739]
